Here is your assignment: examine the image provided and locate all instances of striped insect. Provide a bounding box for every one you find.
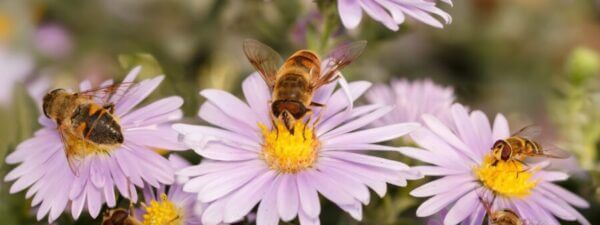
[243,39,366,132]
[42,82,134,175]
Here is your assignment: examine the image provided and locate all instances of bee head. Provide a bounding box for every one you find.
[102,209,129,225]
[42,88,66,118]
[492,140,512,161]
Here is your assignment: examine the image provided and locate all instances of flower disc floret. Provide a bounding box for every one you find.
[259,121,319,173]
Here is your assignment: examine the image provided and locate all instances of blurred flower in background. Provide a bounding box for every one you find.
[337,0,452,31]
[0,48,34,106]
[35,23,72,59]
[366,79,455,127]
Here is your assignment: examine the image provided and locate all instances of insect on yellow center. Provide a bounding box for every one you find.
[474,154,538,197]
[259,120,319,174]
[142,194,183,225]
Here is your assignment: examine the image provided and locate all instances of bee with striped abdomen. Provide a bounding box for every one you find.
[243,39,366,132]
[491,126,570,166]
[42,83,133,175]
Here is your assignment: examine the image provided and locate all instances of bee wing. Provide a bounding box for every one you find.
[243,39,282,89]
[57,126,85,176]
[313,40,367,89]
[78,82,138,107]
[537,143,572,159]
[511,125,541,139]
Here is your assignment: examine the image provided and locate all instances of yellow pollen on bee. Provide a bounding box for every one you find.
[259,120,319,174]
[142,194,183,225]
[474,154,538,197]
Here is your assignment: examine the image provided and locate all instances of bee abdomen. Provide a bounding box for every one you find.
[72,104,124,145]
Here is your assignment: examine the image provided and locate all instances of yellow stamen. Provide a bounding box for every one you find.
[0,13,13,42]
[259,120,319,174]
[142,194,183,225]
[474,154,538,197]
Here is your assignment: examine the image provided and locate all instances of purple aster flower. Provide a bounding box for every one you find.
[365,78,454,127]
[136,154,204,225]
[35,23,73,59]
[337,0,453,31]
[173,73,421,225]
[4,66,188,222]
[399,103,590,225]
[0,47,34,106]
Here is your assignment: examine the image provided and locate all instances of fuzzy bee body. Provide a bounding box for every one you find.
[43,86,126,175]
[244,39,366,131]
[102,209,143,225]
[491,126,569,165]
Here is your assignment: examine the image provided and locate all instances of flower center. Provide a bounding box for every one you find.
[474,154,538,197]
[142,194,183,225]
[259,120,319,174]
[0,13,13,42]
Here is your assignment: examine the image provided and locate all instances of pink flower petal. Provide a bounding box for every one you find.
[297,173,321,218]
[277,175,300,221]
[224,171,276,223]
[338,0,363,29]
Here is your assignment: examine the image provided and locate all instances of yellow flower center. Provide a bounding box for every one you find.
[0,13,12,42]
[142,194,183,225]
[474,154,538,197]
[259,121,319,174]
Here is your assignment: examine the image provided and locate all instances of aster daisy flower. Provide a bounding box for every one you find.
[137,155,204,225]
[399,103,590,225]
[173,73,421,225]
[4,66,188,222]
[337,0,453,31]
[365,78,454,127]
[0,47,35,106]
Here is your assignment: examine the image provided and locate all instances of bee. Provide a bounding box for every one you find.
[42,83,134,175]
[102,180,143,225]
[478,194,525,225]
[243,39,366,132]
[491,126,570,166]
[102,208,143,225]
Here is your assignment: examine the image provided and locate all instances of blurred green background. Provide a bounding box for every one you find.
[1,0,600,224]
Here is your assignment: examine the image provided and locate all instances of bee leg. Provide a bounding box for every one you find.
[103,103,115,114]
[271,118,279,140]
[303,115,312,140]
[310,102,325,107]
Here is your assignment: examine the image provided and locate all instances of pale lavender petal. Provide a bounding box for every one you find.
[416,182,478,217]
[121,96,183,126]
[422,114,479,164]
[443,190,479,225]
[338,0,363,29]
[539,182,589,208]
[324,123,419,145]
[318,165,370,204]
[297,173,321,218]
[256,176,281,225]
[242,73,272,125]
[492,113,510,141]
[116,75,164,115]
[197,166,266,202]
[321,106,393,139]
[298,209,321,225]
[323,151,409,171]
[201,89,260,129]
[339,201,363,220]
[277,175,299,221]
[223,171,276,223]
[410,174,474,197]
[306,170,355,205]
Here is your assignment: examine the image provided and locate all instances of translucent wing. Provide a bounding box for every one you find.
[538,143,571,159]
[78,82,137,107]
[57,125,86,176]
[513,125,571,159]
[313,40,367,89]
[243,39,283,89]
[511,125,541,139]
